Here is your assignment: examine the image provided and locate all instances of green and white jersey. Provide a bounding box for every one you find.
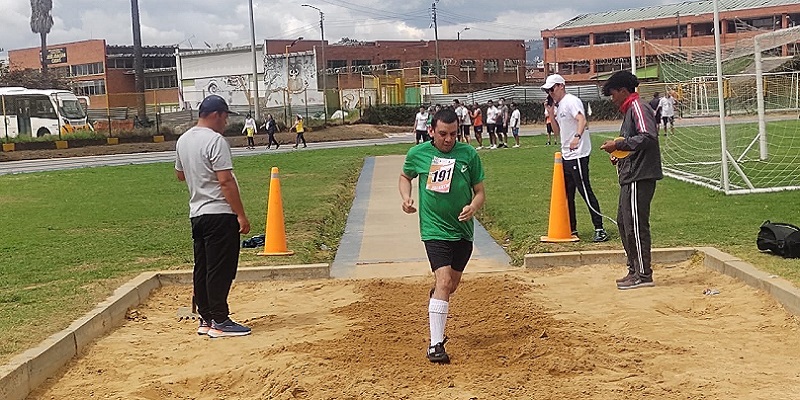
[402,141,485,241]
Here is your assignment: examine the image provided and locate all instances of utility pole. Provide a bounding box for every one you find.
[248,0,259,120]
[676,11,682,50]
[431,1,441,80]
[302,4,327,124]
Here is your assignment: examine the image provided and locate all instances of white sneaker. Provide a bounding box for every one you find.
[490,145,497,149]
[475,146,483,150]
[513,144,520,148]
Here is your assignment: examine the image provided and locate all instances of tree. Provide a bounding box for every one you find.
[30,0,54,75]
[131,0,147,123]
[0,68,71,89]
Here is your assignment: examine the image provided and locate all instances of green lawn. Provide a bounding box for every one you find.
[1,136,799,363]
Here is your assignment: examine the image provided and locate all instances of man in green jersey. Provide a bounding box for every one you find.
[399,108,486,364]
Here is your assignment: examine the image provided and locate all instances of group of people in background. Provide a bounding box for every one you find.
[415,98,522,149]
[240,113,306,150]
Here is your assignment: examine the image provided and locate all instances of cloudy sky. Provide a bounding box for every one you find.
[1,0,670,55]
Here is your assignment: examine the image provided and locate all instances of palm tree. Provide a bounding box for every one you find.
[30,0,54,75]
[131,0,147,123]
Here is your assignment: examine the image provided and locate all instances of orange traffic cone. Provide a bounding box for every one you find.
[258,167,295,256]
[541,152,579,243]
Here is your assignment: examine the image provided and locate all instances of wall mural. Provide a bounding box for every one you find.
[263,53,322,109]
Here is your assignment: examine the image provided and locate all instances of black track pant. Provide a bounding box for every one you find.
[191,214,240,323]
[563,156,603,232]
[617,180,657,278]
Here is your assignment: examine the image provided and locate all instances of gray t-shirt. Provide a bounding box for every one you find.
[175,126,236,218]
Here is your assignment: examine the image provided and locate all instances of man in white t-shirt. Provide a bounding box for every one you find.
[414,106,430,144]
[175,95,252,338]
[485,100,499,149]
[658,92,676,136]
[453,99,471,144]
[509,102,521,148]
[542,74,609,242]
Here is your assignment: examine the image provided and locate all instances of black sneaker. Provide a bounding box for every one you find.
[427,338,450,364]
[571,230,579,237]
[615,271,635,284]
[593,229,609,242]
[617,276,655,290]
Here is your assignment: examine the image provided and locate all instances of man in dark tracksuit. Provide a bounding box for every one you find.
[600,71,663,290]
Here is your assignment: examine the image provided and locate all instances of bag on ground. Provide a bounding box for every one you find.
[757,220,800,258]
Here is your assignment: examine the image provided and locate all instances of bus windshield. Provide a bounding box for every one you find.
[61,99,86,119]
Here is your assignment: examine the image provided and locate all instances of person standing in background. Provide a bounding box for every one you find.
[509,102,521,148]
[414,106,431,145]
[242,114,256,149]
[542,74,609,243]
[291,114,307,149]
[262,114,279,149]
[175,94,252,338]
[471,103,484,149]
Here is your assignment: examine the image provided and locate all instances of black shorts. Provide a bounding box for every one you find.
[662,116,674,126]
[424,239,473,272]
[486,123,496,134]
[473,125,483,135]
[415,130,430,142]
[546,123,553,134]
[497,124,508,134]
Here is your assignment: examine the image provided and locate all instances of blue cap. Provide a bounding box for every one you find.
[198,95,240,116]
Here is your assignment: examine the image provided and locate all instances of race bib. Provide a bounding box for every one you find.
[426,157,455,193]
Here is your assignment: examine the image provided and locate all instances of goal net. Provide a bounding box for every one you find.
[644,25,800,194]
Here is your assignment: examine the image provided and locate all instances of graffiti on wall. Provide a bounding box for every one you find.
[263,53,322,108]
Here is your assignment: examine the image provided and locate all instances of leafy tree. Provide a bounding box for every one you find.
[0,68,71,89]
[30,0,54,75]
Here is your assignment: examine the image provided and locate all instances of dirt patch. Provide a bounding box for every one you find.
[0,124,410,162]
[29,261,800,399]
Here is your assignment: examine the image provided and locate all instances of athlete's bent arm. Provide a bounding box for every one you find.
[398,174,417,214]
[458,182,485,222]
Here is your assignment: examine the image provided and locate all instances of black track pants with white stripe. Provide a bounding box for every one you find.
[617,180,657,278]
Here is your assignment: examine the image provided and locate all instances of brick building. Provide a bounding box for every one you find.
[8,39,180,110]
[541,0,800,82]
[261,39,525,93]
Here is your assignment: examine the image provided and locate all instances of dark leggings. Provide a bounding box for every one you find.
[267,132,279,147]
[247,136,255,147]
[295,132,306,147]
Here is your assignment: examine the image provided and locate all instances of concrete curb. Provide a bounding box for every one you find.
[0,264,330,400]
[523,247,697,268]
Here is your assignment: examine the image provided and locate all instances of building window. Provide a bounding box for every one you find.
[145,75,178,89]
[352,59,371,73]
[327,59,347,73]
[483,59,499,74]
[108,58,134,69]
[383,59,401,69]
[69,62,104,77]
[594,31,629,45]
[503,59,518,72]
[74,80,106,96]
[459,59,476,72]
[562,35,589,47]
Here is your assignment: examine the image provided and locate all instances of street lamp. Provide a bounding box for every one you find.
[284,37,303,122]
[302,4,327,124]
[457,27,470,40]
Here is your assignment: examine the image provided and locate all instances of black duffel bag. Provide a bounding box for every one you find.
[757,221,800,258]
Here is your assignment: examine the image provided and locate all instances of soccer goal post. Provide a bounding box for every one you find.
[647,22,800,194]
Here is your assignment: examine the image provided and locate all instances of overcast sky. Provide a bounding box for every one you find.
[1,0,675,55]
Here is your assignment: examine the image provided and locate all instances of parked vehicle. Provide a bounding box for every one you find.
[0,87,92,138]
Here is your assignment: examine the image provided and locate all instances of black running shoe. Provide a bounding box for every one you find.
[427,338,450,364]
[593,229,609,242]
[617,276,655,290]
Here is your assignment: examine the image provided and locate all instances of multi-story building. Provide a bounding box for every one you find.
[8,39,180,110]
[541,0,800,82]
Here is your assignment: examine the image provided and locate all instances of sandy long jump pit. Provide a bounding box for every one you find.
[29,259,800,399]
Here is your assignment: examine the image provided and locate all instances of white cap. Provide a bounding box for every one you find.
[541,74,566,91]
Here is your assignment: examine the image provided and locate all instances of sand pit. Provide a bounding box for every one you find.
[29,259,800,399]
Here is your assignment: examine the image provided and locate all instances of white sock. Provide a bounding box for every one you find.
[428,298,449,346]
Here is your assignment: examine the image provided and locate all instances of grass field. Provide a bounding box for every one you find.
[1,135,799,363]
[662,118,800,191]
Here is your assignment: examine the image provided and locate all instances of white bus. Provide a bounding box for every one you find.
[0,87,92,138]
